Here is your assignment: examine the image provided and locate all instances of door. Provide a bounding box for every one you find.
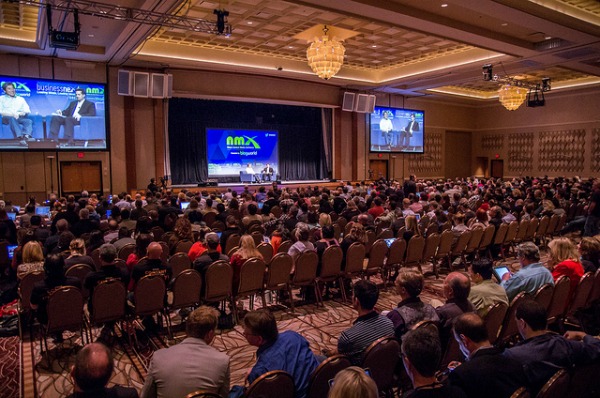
[60,161,102,196]
[369,159,388,180]
[491,159,504,179]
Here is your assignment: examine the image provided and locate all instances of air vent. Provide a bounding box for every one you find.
[534,38,564,51]
[554,47,599,60]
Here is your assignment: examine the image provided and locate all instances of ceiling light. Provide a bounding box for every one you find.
[371,44,377,48]
[441,3,448,7]
[306,25,345,80]
[498,84,528,110]
[501,23,508,26]
[247,21,253,25]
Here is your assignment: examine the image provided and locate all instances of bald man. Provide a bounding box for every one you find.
[130,242,172,292]
[435,272,475,347]
[68,342,138,398]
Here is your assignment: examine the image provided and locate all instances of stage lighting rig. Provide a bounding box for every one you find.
[481,64,551,110]
[482,64,493,81]
[47,4,80,50]
[214,9,231,36]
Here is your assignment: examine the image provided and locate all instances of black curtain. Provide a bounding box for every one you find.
[168,98,329,185]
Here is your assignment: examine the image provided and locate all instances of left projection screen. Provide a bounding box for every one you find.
[207,128,279,177]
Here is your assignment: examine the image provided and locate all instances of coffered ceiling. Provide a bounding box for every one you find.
[1,0,600,103]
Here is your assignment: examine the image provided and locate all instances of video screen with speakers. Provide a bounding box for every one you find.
[0,75,108,151]
[369,106,424,154]
[206,128,279,179]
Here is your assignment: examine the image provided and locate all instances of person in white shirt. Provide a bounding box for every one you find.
[245,163,260,183]
[379,111,394,149]
[49,88,96,146]
[0,82,33,144]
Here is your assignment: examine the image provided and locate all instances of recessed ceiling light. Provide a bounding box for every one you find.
[247,21,253,25]
[441,3,448,7]
[545,36,552,40]
[371,44,377,48]
[288,46,294,49]
[501,23,508,26]
[88,34,94,38]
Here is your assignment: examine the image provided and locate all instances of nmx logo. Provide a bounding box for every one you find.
[1,81,31,93]
[86,87,104,95]
[226,135,261,149]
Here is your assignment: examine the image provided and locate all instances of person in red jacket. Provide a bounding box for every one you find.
[548,237,585,297]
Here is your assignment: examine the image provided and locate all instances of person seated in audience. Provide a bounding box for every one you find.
[44,219,68,254]
[503,299,600,395]
[467,208,488,230]
[193,232,229,283]
[67,342,138,398]
[324,280,394,365]
[387,269,439,339]
[29,215,50,244]
[435,272,475,346]
[220,215,242,252]
[187,226,217,262]
[451,212,468,240]
[86,230,106,256]
[467,258,509,316]
[167,217,193,255]
[229,235,263,296]
[328,367,378,398]
[401,327,467,398]
[64,238,96,271]
[500,242,554,302]
[84,243,129,312]
[30,254,81,329]
[118,209,137,232]
[288,224,315,263]
[242,204,262,228]
[103,219,120,243]
[125,233,153,285]
[448,313,527,398]
[71,208,100,238]
[51,230,75,256]
[230,309,318,398]
[547,237,584,296]
[16,240,44,280]
[578,236,600,273]
[141,306,230,398]
[340,223,367,268]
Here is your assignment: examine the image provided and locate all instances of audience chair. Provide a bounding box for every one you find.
[185,391,222,398]
[537,369,570,398]
[175,239,194,254]
[39,286,85,362]
[361,337,401,398]
[377,228,394,240]
[128,274,168,345]
[250,231,264,246]
[270,206,282,218]
[420,232,440,272]
[447,230,472,269]
[509,387,530,398]
[395,226,406,239]
[277,240,293,254]
[496,292,527,348]
[17,270,45,338]
[567,361,600,398]
[554,214,567,237]
[262,253,293,311]
[512,219,530,248]
[256,242,274,264]
[150,226,165,241]
[411,320,439,333]
[426,222,439,237]
[476,225,496,259]
[364,230,377,256]
[202,212,217,228]
[340,242,366,302]
[307,354,352,398]
[490,223,509,259]
[291,250,320,307]
[65,263,95,299]
[203,260,234,317]
[86,278,127,342]
[383,238,407,286]
[433,230,453,278]
[225,234,242,256]
[90,248,102,270]
[332,223,343,241]
[316,245,343,301]
[440,221,452,232]
[440,330,464,369]
[461,227,484,268]
[562,272,595,331]
[211,221,226,232]
[524,217,539,242]
[588,268,600,304]
[168,252,192,278]
[545,215,560,240]
[244,370,295,398]
[158,241,169,263]
[166,269,202,337]
[405,235,425,271]
[534,216,550,248]
[547,275,571,327]
[484,302,508,345]
[233,257,267,322]
[501,221,519,259]
[364,239,388,279]
[533,283,554,312]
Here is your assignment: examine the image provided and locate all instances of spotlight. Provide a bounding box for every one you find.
[542,77,551,92]
[482,64,493,81]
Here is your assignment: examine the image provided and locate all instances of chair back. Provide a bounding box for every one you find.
[440,332,464,368]
[175,239,194,254]
[158,241,169,263]
[46,286,84,333]
[168,252,192,278]
[546,214,559,236]
[533,283,554,312]
[421,233,440,262]
[537,369,570,398]
[270,206,282,218]
[185,391,222,398]
[257,242,274,264]
[134,274,167,317]
[450,230,472,256]
[536,216,550,238]
[515,219,529,241]
[361,337,401,392]
[237,257,266,297]
[365,230,376,254]
[65,263,95,298]
[250,231,264,246]
[566,272,595,317]
[405,235,425,266]
[307,355,352,398]
[171,269,202,310]
[503,221,519,245]
[440,221,452,232]
[465,227,484,253]
[118,243,136,260]
[509,387,530,398]
[492,223,509,245]
[484,302,508,345]
[202,212,217,228]
[90,279,127,324]
[277,240,293,254]
[588,269,600,303]
[319,245,343,280]
[151,226,165,241]
[333,223,342,241]
[91,248,102,270]
[555,214,567,235]
[387,239,407,267]
[292,250,319,285]
[497,292,527,345]
[426,223,439,237]
[547,275,571,323]
[435,230,454,258]
[225,234,241,256]
[18,270,45,312]
[478,225,496,251]
[377,228,394,240]
[265,253,293,290]
[344,242,366,275]
[366,239,388,274]
[204,260,233,302]
[525,217,539,241]
[244,370,295,398]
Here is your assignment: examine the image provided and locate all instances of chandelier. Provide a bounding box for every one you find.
[306,26,345,80]
[498,84,528,111]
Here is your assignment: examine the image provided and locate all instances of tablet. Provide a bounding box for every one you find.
[7,244,17,260]
[384,238,396,248]
[493,265,511,282]
[180,201,190,210]
[105,209,112,218]
[257,202,264,209]
[6,212,16,221]
[415,214,421,221]
[215,231,223,239]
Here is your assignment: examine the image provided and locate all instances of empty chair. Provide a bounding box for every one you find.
[383,238,406,285]
[490,223,509,258]
[524,217,539,242]
[512,219,530,247]
[86,278,127,341]
[290,250,320,307]
[232,257,266,321]
[535,216,550,247]
[405,235,425,271]
[316,245,343,300]
[340,242,366,301]
[547,275,571,326]
[364,239,388,279]
[257,242,274,264]
[433,230,454,278]
[128,274,168,342]
[420,232,440,269]
[462,227,484,266]
[203,260,234,312]
[262,253,293,311]
[447,230,472,269]
[307,355,352,398]
[17,270,45,337]
[477,225,496,259]
[533,283,554,312]
[501,221,519,259]
[166,269,202,335]
[175,239,194,254]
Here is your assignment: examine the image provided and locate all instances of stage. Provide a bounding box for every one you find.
[168,179,345,194]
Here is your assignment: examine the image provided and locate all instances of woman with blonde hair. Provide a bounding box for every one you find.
[548,237,584,296]
[230,234,263,295]
[403,214,423,242]
[328,367,378,398]
[64,238,95,271]
[16,241,44,279]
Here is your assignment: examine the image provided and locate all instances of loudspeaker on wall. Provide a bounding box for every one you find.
[342,92,355,112]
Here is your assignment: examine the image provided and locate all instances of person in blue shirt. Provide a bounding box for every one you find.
[229,309,318,398]
[501,242,554,302]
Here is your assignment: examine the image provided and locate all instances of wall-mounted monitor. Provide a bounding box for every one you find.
[0,75,108,151]
[369,106,424,154]
[206,128,279,178]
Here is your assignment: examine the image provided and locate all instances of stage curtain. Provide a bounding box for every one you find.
[168,98,331,185]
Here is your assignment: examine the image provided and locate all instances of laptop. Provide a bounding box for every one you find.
[180,202,190,210]
[384,238,396,248]
[6,212,16,221]
[7,244,17,260]
[35,206,51,217]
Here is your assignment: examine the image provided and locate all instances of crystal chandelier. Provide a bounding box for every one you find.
[306,26,345,80]
[498,84,528,111]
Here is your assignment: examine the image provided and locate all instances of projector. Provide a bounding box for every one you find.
[49,30,80,50]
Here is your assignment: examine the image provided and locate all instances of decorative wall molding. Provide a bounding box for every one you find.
[481,134,504,150]
[507,132,534,173]
[538,129,585,172]
[409,132,442,174]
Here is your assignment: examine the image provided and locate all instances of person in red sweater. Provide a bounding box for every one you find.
[548,237,585,296]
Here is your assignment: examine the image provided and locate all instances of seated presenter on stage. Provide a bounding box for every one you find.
[245,163,260,183]
[261,163,274,182]
[399,113,420,149]
[0,82,34,144]
[49,88,96,146]
[379,111,394,149]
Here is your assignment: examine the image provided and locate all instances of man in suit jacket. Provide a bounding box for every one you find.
[400,113,420,148]
[261,163,274,181]
[49,88,96,145]
[141,306,230,398]
[448,313,527,398]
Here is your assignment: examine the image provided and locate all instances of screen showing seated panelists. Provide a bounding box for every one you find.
[0,75,108,151]
[206,128,279,179]
[369,106,424,154]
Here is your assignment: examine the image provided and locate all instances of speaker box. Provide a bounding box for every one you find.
[150,73,173,99]
[355,94,376,113]
[133,72,150,98]
[367,94,376,113]
[342,92,355,112]
[117,70,132,96]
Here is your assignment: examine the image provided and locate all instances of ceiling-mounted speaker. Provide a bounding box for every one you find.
[117,70,132,96]
[133,72,150,98]
[355,94,371,113]
[342,92,355,112]
[367,94,376,113]
[151,73,173,98]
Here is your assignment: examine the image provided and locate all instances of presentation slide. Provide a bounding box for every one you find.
[0,75,107,151]
[207,128,279,177]
[369,106,425,153]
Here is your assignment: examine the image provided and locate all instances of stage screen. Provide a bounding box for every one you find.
[206,128,279,177]
[0,75,108,151]
[369,106,424,153]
